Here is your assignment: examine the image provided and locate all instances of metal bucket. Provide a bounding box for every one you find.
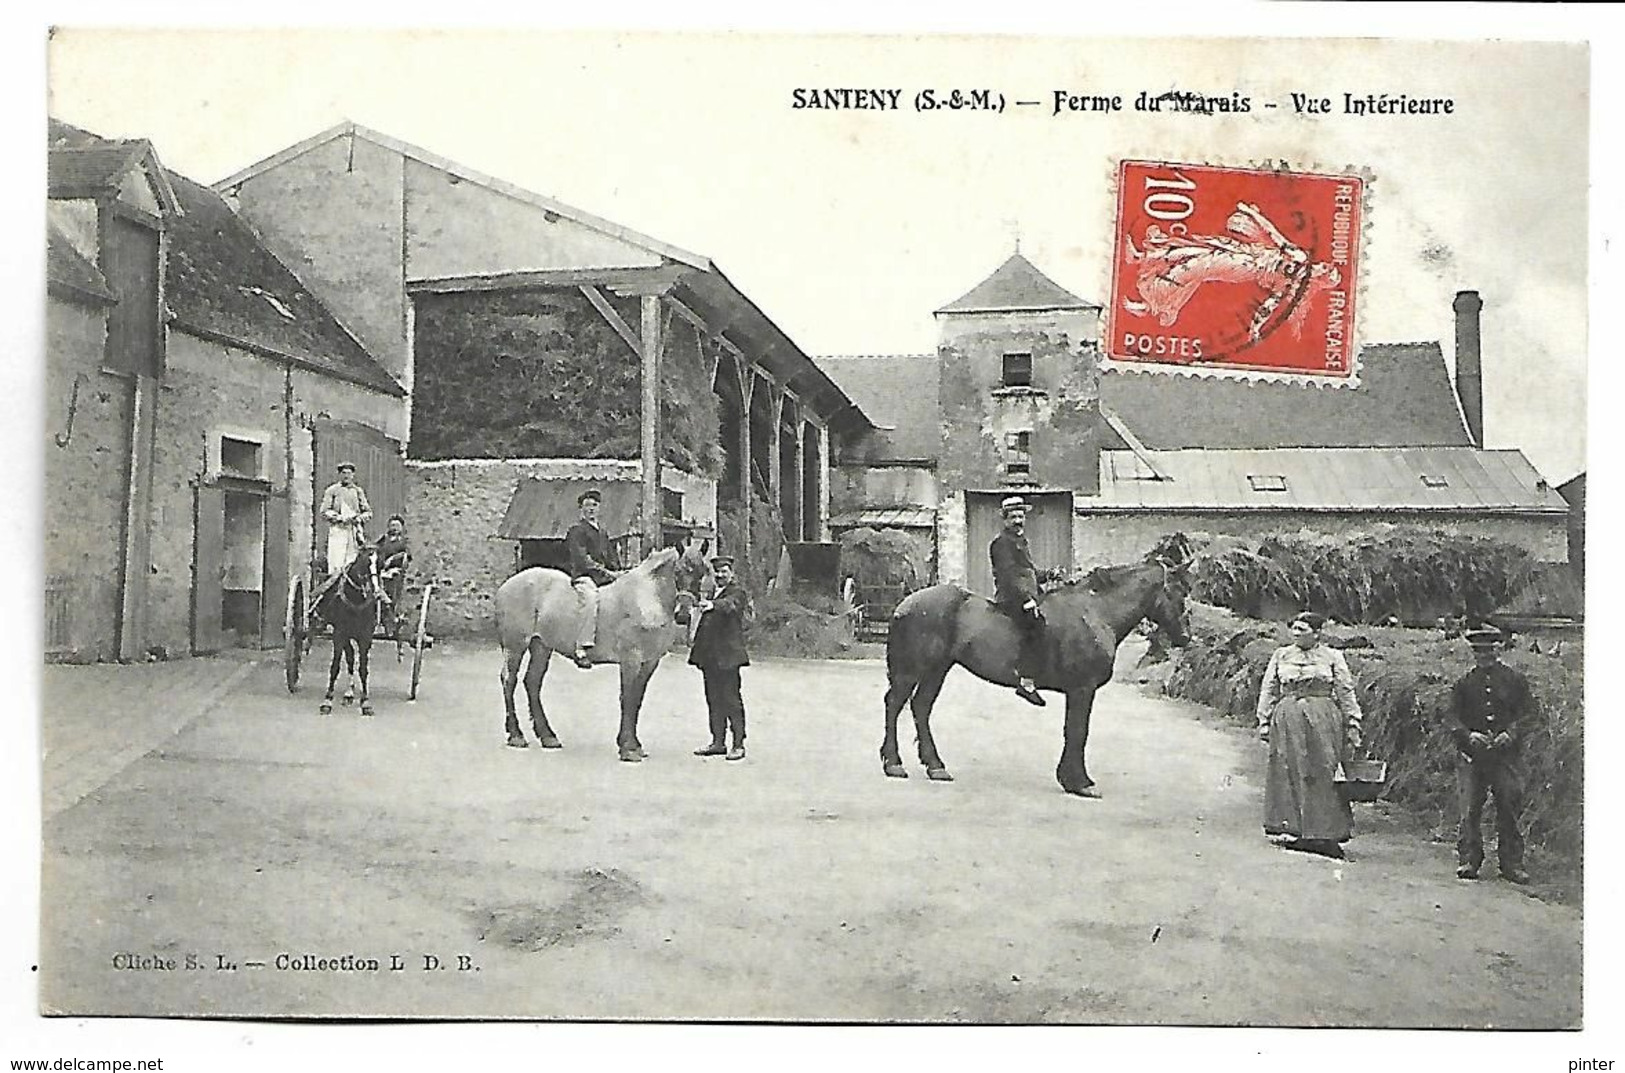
[1335,758,1388,803]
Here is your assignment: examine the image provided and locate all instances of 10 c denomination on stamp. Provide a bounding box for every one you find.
[1107,160,1363,379]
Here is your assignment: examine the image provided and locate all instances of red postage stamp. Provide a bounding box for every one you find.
[1107,160,1363,378]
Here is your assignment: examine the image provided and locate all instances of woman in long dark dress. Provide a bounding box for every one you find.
[1255,611,1364,858]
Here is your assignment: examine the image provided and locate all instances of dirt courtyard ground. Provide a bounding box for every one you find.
[40,642,1580,1025]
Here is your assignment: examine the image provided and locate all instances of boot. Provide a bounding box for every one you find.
[694,741,726,757]
[1456,863,1479,880]
[572,645,594,670]
[1014,678,1046,707]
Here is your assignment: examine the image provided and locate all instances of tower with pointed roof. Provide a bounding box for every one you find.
[930,252,1104,592]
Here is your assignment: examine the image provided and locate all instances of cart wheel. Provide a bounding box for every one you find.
[409,583,433,701]
[285,576,307,693]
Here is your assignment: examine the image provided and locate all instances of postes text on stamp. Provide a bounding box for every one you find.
[1107,160,1363,378]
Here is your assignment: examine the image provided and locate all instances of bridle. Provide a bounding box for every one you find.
[335,553,378,609]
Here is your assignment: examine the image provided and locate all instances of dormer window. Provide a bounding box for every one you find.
[1247,474,1288,493]
[1420,474,1449,488]
[1001,351,1033,388]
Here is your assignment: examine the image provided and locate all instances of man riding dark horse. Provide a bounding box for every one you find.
[990,495,1048,707]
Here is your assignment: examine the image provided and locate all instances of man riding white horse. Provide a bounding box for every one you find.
[565,488,623,669]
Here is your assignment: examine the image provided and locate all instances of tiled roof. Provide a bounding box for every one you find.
[937,253,1099,314]
[47,142,146,198]
[497,476,641,540]
[47,223,115,305]
[1095,447,1566,512]
[1101,343,1473,450]
[48,119,404,397]
[817,354,939,463]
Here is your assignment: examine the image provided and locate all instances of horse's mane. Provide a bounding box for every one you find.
[1055,557,1170,594]
[631,545,680,577]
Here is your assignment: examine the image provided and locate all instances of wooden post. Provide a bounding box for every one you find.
[792,413,806,543]
[737,364,755,572]
[767,386,784,528]
[640,294,663,560]
[816,421,830,542]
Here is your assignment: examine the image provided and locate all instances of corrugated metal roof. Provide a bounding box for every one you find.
[497,477,642,540]
[830,506,937,530]
[937,253,1099,314]
[1094,447,1567,512]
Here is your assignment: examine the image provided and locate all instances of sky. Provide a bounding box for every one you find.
[42,25,1594,481]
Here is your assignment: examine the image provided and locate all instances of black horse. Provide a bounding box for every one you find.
[881,541,1193,797]
[313,548,381,717]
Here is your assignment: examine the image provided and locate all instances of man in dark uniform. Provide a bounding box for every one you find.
[990,495,1047,707]
[565,488,622,669]
[1451,626,1534,883]
[691,555,751,761]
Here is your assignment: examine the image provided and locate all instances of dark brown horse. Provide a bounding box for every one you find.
[881,545,1193,796]
[314,547,382,717]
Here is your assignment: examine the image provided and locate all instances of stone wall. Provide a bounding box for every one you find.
[144,332,406,656]
[936,307,1103,496]
[43,298,126,661]
[405,458,717,637]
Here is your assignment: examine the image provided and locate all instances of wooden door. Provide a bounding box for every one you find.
[312,422,406,556]
[193,484,226,654]
[965,491,1074,597]
[260,495,290,648]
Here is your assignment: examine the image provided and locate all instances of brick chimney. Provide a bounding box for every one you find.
[1453,290,1484,447]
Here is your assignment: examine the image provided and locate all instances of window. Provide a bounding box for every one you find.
[1420,474,1450,488]
[662,488,685,520]
[1001,351,1033,388]
[1247,474,1288,492]
[1005,430,1032,477]
[220,436,264,480]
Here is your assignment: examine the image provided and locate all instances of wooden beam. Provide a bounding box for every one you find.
[666,296,708,331]
[605,264,691,297]
[641,295,664,558]
[580,285,642,357]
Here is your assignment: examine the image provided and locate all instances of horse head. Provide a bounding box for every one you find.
[1145,537,1195,647]
[338,547,380,606]
[630,545,695,625]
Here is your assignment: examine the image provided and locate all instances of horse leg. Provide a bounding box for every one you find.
[881,673,917,778]
[342,638,356,705]
[1057,687,1102,798]
[524,638,561,748]
[322,640,341,714]
[617,660,658,762]
[912,664,954,782]
[358,640,373,717]
[501,642,529,748]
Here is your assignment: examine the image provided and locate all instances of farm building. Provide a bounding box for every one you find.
[822,254,1567,595]
[45,119,407,663]
[216,123,872,633]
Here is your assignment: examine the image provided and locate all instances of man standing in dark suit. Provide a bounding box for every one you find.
[691,555,751,761]
[1451,626,1534,884]
[565,488,622,669]
[990,495,1047,707]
